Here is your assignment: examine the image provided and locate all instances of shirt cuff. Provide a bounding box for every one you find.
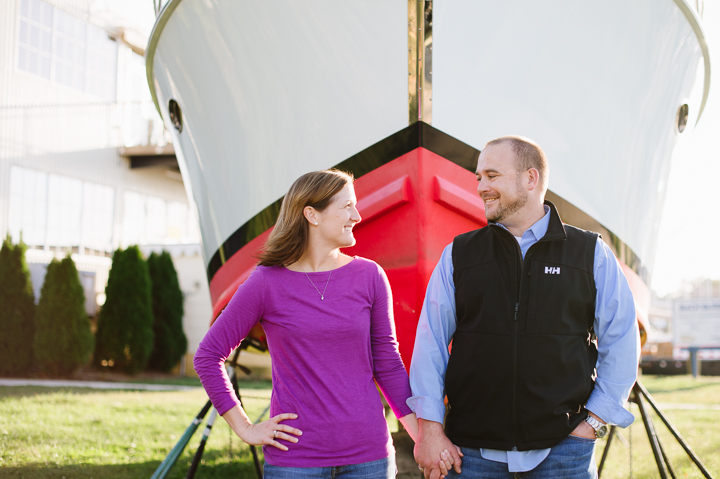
[407,395,446,424]
[586,389,635,428]
[392,403,414,419]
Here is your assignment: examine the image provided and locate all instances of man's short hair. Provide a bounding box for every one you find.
[485,136,548,192]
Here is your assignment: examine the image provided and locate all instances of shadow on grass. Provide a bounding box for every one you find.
[0,450,263,479]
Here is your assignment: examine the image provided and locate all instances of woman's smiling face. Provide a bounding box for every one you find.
[314,183,361,249]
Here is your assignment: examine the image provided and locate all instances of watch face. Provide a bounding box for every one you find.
[596,425,608,438]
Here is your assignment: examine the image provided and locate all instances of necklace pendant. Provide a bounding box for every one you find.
[321,296,324,300]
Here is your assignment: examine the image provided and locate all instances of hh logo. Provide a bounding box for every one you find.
[545,266,561,275]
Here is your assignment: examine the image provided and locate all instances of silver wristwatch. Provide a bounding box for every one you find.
[584,415,608,438]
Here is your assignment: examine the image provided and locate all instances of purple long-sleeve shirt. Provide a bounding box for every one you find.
[194,257,413,467]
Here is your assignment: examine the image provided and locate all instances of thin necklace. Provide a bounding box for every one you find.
[299,262,332,300]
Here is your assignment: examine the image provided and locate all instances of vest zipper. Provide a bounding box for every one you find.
[511,302,519,448]
[492,224,550,450]
[512,235,532,449]
[512,245,525,450]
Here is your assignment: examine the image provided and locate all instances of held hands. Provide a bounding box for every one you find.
[238,413,303,451]
[415,419,463,479]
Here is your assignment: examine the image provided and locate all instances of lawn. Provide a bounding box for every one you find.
[0,384,271,478]
[595,374,720,478]
[0,375,718,478]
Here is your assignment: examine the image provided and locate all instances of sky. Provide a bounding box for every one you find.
[103,0,720,298]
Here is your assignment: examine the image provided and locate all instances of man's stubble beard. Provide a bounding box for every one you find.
[486,180,529,224]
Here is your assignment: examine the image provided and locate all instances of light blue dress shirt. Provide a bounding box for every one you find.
[408,206,640,473]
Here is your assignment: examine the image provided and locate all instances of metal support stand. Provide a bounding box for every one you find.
[635,386,670,479]
[150,400,213,479]
[596,425,615,477]
[185,408,218,479]
[228,349,264,479]
[152,341,270,479]
[597,380,714,479]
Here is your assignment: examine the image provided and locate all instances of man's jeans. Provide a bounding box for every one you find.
[448,436,598,479]
[263,455,396,479]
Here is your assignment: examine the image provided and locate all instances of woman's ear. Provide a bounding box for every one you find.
[304,206,318,226]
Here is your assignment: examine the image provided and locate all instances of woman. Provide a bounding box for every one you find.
[195,169,455,478]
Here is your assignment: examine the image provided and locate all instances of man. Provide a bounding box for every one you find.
[409,136,640,479]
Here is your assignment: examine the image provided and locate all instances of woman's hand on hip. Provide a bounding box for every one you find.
[238,413,303,451]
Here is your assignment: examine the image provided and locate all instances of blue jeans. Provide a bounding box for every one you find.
[448,436,597,479]
[263,455,396,479]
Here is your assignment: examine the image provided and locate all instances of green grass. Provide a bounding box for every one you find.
[1,375,718,478]
[0,386,270,478]
[595,375,720,478]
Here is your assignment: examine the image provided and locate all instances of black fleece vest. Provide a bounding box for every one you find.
[446,201,598,451]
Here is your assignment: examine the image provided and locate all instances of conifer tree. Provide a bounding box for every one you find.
[0,235,36,375]
[147,251,187,372]
[95,246,154,374]
[34,256,94,375]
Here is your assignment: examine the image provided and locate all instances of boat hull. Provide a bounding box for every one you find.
[146,0,709,354]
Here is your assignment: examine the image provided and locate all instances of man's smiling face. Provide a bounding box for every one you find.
[475,142,529,224]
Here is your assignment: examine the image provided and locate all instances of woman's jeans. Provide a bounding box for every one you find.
[263,455,396,479]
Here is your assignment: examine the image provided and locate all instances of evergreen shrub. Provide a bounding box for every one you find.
[95,246,154,374]
[0,235,35,375]
[147,251,187,372]
[34,256,94,375]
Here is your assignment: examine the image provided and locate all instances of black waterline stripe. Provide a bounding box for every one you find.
[206,122,650,286]
[206,121,479,282]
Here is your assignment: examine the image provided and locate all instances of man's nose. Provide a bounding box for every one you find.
[477,178,489,195]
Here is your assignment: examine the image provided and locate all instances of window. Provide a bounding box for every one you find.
[82,182,114,251]
[52,8,86,90]
[167,202,189,240]
[17,0,118,100]
[146,196,167,243]
[8,166,116,252]
[18,0,53,79]
[122,193,198,247]
[8,166,47,246]
[122,191,146,246]
[85,24,117,102]
[47,174,82,246]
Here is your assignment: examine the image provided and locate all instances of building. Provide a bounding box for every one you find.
[642,280,720,375]
[0,0,265,377]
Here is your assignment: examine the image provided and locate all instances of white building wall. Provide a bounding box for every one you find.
[0,0,212,375]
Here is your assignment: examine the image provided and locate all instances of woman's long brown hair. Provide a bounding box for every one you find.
[257,169,353,267]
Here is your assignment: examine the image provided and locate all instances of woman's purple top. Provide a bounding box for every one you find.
[194,257,413,467]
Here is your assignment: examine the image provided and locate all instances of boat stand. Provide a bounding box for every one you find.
[150,343,269,479]
[597,380,714,479]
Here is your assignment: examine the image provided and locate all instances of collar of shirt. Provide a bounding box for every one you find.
[495,205,551,259]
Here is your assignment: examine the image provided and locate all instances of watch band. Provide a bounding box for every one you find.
[584,415,608,438]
